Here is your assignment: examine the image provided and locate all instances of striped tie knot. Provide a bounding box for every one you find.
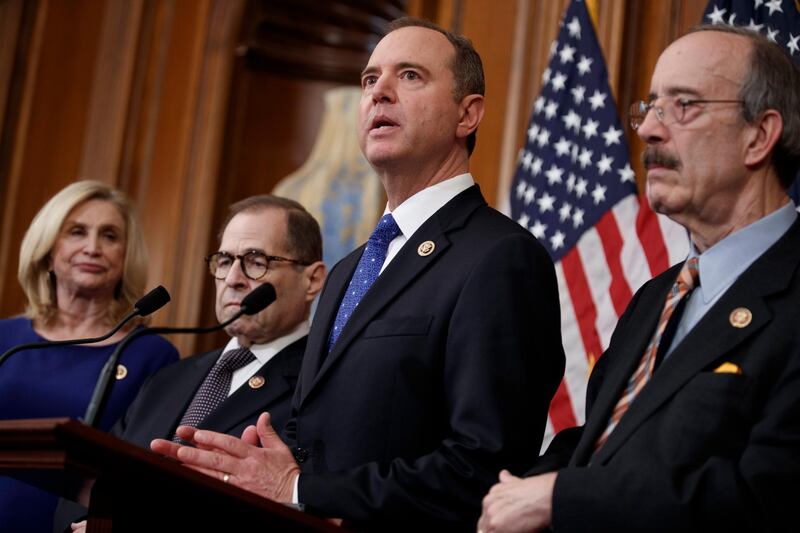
[675,256,699,293]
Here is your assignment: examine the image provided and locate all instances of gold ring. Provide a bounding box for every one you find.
[223,473,230,484]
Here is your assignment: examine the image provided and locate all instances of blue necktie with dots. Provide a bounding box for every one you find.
[327,214,401,352]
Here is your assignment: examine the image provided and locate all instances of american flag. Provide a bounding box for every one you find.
[508,0,688,445]
[703,0,800,204]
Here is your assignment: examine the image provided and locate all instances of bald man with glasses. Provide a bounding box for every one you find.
[480,25,800,533]
[57,195,326,531]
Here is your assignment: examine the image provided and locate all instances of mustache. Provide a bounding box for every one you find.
[642,147,681,170]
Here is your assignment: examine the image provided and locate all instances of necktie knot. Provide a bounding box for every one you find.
[369,214,401,247]
[216,347,256,373]
[679,257,700,291]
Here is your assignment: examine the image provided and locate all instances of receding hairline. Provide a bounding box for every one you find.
[372,25,458,67]
[656,30,751,91]
[221,204,288,236]
[669,29,752,71]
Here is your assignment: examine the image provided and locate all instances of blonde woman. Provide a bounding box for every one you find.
[0,181,178,532]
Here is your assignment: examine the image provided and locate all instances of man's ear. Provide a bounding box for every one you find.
[743,109,782,168]
[304,261,327,302]
[456,94,484,140]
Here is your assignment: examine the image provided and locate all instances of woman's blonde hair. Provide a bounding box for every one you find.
[18,180,148,326]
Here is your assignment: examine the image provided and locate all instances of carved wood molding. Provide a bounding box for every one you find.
[238,0,407,83]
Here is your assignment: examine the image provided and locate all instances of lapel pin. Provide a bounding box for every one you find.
[115,364,128,380]
[729,307,752,329]
[248,375,265,389]
[417,240,435,256]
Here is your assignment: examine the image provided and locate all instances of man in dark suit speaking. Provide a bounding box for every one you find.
[479,25,800,533]
[61,194,326,531]
[153,17,565,530]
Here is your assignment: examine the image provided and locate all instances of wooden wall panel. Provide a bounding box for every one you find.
[130,0,212,333]
[0,0,245,356]
[459,0,519,206]
[0,0,25,146]
[121,0,246,354]
[78,0,143,183]
[0,0,107,318]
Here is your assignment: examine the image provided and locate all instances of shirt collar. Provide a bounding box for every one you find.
[386,173,475,239]
[691,201,797,304]
[222,320,309,366]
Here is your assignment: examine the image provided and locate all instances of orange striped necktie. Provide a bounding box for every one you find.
[594,257,699,453]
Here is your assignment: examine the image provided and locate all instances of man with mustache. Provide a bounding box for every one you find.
[478,25,800,533]
[152,16,565,531]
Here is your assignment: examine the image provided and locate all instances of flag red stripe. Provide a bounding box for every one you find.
[595,212,633,316]
[560,248,604,363]
[636,195,670,275]
[548,378,578,432]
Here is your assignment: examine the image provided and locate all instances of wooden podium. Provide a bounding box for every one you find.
[0,418,343,532]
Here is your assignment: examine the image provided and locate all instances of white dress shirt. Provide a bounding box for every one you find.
[381,173,475,272]
[665,201,797,359]
[220,320,309,396]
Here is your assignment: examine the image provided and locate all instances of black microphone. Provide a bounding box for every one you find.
[83,283,277,427]
[133,285,171,316]
[0,285,171,369]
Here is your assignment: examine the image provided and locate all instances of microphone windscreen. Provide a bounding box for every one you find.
[241,283,276,315]
[135,285,171,316]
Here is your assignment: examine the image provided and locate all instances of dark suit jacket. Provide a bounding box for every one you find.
[540,218,800,533]
[54,337,306,532]
[113,336,306,446]
[286,185,565,530]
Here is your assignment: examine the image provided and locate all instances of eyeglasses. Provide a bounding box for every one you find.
[205,250,310,281]
[629,97,744,130]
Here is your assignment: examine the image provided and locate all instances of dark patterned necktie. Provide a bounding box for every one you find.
[172,347,256,441]
[327,213,401,352]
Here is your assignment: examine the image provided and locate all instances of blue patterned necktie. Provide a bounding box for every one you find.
[328,214,401,352]
[173,347,256,442]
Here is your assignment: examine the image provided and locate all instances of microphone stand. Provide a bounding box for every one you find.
[82,309,247,428]
[0,285,170,370]
[0,308,139,369]
[83,282,274,428]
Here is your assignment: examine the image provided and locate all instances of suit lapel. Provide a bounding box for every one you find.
[299,185,486,406]
[199,338,305,433]
[591,219,800,465]
[570,269,677,465]
[297,249,361,398]
[149,350,221,439]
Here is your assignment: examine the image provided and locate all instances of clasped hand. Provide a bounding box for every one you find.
[150,411,299,502]
[477,470,557,533]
